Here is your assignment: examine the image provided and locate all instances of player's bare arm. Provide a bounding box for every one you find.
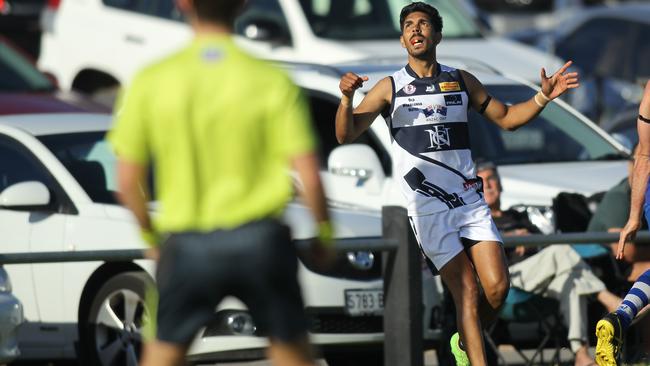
[336,74,391,144]
[618,81,650,259]
[461,61,579,131]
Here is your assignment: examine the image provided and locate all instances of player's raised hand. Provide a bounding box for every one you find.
[339,72,369,98]
[540,60,580,100]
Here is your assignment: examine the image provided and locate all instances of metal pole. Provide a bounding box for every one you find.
[382,206,423,366]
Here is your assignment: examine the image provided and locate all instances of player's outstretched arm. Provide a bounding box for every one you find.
[462,61,579,131]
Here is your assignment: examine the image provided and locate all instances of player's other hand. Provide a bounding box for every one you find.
[540,60,580,100]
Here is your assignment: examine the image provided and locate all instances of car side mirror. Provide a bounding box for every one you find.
[0,181,51,208]
[239,17,290,44]
[328,144,385,194]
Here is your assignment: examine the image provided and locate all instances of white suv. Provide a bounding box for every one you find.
[38,0,564,96]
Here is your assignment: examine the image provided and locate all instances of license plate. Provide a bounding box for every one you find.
[344,288,384,316]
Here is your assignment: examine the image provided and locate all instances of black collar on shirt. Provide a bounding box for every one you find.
[405,62,441,80]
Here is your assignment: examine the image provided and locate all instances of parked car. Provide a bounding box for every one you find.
[0,36,109,114]
[0,266,23,364]
[508,3,650,123]
[38,0,563,101]
[0,113,387,365]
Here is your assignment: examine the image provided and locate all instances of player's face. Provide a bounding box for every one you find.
[400,11,440,58]
[477,168,501,208]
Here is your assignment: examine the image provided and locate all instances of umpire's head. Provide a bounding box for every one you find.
[177,0,246,26]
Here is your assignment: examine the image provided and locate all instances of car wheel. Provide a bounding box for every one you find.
[79,271,154,366]
[324,350,384,366]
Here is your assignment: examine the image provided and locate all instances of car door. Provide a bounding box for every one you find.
[81,0,191,83]
[302,91,398,209]
[0,134,70,349]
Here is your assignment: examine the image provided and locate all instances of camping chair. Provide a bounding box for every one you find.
[484,288,566,366]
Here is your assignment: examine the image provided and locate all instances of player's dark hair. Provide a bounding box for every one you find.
[399,2,443,32]
[193,0,245,25]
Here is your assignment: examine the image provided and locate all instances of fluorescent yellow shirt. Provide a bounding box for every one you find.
[109,35,315,232]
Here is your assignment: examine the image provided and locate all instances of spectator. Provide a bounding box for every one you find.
[108,1,335,366]
[477,160,621,366]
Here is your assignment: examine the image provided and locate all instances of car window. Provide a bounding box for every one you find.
[0,42,54,92]
[633,23,650,81]
[155,0,183,21]
[469,85,623,165]
[306,91,391,174]
[39,132,118,204]
[298,0,480,40]
[0,135,58,210]
[103,0,152,13]
[556,17,635,81]
[235,0,290,39]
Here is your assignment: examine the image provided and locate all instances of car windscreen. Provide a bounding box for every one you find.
[297,0,481,40]
[0,42,55,93]
[39,132,154,204]
[469,85,626,165]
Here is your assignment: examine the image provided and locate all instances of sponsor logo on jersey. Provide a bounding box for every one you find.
[439,81,461,92]
[403,84,416,95]
[425,84,436,93]
[463,178,483,192]
[425,125,451,150]
[444,94,463,106]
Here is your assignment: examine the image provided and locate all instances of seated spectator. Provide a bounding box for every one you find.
[476,160,621,366]
[587,146,650,281]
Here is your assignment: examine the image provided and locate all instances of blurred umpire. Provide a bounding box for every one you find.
[108,1,335,365]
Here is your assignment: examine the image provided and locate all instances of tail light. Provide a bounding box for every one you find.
[47,0,61,9]
[0,0,6,14]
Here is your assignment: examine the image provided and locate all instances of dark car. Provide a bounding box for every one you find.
[0,0,47,30]
[603,107,639,149]
[509,4,650,124]
[0,36,109,114]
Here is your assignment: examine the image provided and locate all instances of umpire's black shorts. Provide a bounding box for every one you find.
[155,218,308,345]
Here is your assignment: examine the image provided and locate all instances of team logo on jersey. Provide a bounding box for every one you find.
[425,84,436,93]
[403,84,416,95]
[201,47,224,62]
[439,81,461,92]
[425,125,451,150]
[444,94,463,106]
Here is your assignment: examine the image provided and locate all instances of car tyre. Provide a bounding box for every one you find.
[324,350,384,366]
[79,271,154,366]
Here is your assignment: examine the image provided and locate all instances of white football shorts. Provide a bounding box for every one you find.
[409,199,502,272]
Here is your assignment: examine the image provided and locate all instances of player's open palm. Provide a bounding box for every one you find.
[540,60,580,100]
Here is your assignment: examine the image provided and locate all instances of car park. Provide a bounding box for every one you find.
[0,112,386,365]
[38,0,563,101]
